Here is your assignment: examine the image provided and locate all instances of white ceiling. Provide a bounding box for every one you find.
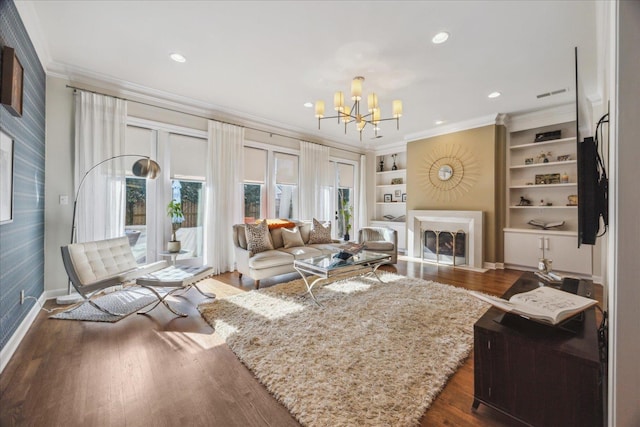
[16,0,598,149]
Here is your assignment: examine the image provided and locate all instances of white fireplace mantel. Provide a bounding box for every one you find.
[407,210,484,270]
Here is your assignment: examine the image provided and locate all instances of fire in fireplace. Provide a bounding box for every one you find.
[423,229,467,266]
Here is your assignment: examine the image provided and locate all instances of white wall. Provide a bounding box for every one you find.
[610,1,640,425]
[44,77,75,293]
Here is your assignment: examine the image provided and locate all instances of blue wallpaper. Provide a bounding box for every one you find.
[0,0,46,352]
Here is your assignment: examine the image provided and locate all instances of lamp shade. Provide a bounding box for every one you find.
[392,100,403,118]
[351,77,363,101]
[333,91,344,111]
[132,158,161,179]
[367,93,378,113]
[315,100,325,118]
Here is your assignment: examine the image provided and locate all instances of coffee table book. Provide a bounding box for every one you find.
[470,286,597,326]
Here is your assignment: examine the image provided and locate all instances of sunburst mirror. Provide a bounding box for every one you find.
[417,144,479,202]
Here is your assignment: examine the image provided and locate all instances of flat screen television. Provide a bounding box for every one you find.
[575,47,608,246]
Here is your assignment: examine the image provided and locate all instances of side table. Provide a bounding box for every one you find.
[159,249,188,266]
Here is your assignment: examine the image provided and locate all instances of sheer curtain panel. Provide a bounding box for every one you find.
[74,91,127,242]
[358,154,368,230]
[205,121,244,274]
[299,141,331,220]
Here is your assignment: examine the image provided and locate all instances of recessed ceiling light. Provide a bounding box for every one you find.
[170,53,186,63]
[303,102,313,108]
[435,120,444,125]
[488,91,501,99]
[432,32,450,44]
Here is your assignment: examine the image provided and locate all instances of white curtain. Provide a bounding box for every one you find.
[299,141,331,220]
[74,91,127,243]
[205,121,244,274]
[358,154,368,229]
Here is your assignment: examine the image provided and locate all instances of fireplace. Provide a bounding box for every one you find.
[407,210,484,271]
[423,230,467,266]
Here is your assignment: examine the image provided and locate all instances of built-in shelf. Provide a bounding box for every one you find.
[510,160,576,169]
[376,202,406,206]
[510,137,576,150]
[376,183,406,189]
[376,168,407,175]
[509,183,576,189]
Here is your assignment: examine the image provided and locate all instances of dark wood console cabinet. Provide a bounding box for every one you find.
[472,273,603,426]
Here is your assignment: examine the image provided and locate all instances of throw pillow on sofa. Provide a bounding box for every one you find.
[308,218,332,244]
[245,220,274,254]
[282,226,305,249]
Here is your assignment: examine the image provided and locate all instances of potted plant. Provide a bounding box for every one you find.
[166,200,184,252]
[339,199,353,241]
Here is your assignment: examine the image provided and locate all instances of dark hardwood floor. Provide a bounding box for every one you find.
[0,260,595,427]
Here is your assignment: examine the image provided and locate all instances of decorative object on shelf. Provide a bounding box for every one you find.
[391,177,403,185]
[567,194,578,206]
[537,150,552,163]
[313,76,403,141]
[518,196,532,206]
[383,194,392,203]
[0,130,14,224]
[394,189,402,199]
[535,173,561,185]
[561,172,569,183]
[418,143,479,202]
[167,200,184,253]
[524,157,534,165]
[534,129,561,142]
[1,46,24,117]
[539,199,545,206]
[528,219,565,230]
[402,193,407,202]
[391,154,398,170]
[557,154,571,161]
[379,158,384,172]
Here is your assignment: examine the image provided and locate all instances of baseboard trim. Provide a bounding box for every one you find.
[0,293,46,374]
[483,262,505,270]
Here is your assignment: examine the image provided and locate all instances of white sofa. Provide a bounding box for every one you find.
[232,222,342,288]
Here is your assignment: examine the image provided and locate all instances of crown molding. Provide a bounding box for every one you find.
[47,61,370,155]
[506,103,575,132]
[403,114,503,143]
[14,1,53,70]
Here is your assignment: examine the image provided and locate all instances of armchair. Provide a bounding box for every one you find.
[358,226,398,264]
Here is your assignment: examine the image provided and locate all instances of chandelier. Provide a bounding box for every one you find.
[314,76,403,141]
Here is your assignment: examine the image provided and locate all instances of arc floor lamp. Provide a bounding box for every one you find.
[57,155,161,305]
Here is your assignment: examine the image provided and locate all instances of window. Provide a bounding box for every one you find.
[274,152,299,219]
[169,133,206,261]
[243,147,267,222]
[336,162,355,238]
[124,125,154,263]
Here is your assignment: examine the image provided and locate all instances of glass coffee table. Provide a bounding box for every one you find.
[293,250,391,304]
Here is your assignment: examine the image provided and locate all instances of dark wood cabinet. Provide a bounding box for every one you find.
[472,273,603,427]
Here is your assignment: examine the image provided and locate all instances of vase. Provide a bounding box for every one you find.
[167,240,181,253]
[379,159,384,172]
[344,233,350,242]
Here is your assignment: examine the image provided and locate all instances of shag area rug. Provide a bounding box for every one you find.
[51,286,157,322]
[199,272,490,427]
